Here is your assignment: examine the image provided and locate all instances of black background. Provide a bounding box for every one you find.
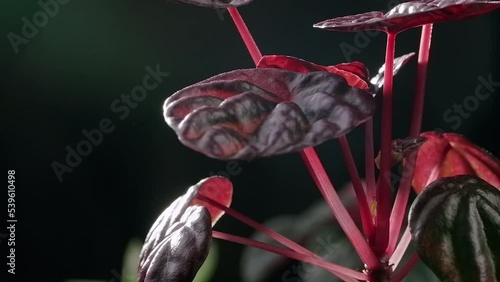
[1,0,499,281]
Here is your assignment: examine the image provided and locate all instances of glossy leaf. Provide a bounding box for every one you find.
[139,206,212,282]
[139,177,232,282]
[164,68,376,160]
[256,55,370,90]
[191,176,233,225]
[409,175,500,282]
[369,52,415,92]
[314,0,500,34]
[167,0,253,8]
[412,132,500,193]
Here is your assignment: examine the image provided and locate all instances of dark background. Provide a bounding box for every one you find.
[1,0,499,281]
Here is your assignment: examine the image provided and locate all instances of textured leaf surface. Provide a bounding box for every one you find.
[369,52,415,92]
[139,206,212,282]
[409,175,500,282]
[256,55,370,90]
[314,0,500,33]
[164,68,376,160]
[167,0,253,8]
[413,132,500,193]
[138,177,232,281]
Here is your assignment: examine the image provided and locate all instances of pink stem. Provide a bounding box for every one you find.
[386,152,417,255]
[364,119,377,213]
[388,226,411,269]
[387,24,434,256]
[197,194,319,260]
[227,8,263,65]
[409,24,433,137]
[212,231,364,281]
[390,252,419,282]
[300,147,379,269]
[374,32,397,255]
[339,136,374,239]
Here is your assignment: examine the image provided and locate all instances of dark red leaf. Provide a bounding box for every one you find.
[167,0,253,8]
[164,68,376,160]
[139,176,231,270]
[256,55,370,90]
[139,206,211,282]
[314,0,500,34]
[412,132,500,193]
[369,52,415,91]
[191,176,232,225]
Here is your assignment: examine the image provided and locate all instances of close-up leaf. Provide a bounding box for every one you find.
[140,176,231,266]
[409,175,500,281]
[256,55,370,90]
[166,0,253,8]
[412,132,500,193]
[138,206,212,282]
[164,68,376,160]
[314,0,500,33]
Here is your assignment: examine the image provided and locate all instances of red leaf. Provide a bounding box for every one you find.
[191,176,233,225]
[256,55,370,90]
[314,0,500,34]
[167,0,253,8]
[412,132,500,193]
[164,68,376,160]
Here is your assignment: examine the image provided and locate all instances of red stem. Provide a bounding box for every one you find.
[300,147,379,269]
[388,226,411,269]
[212,231,365,281]
[409,24,433,137]
[390,252,419,282]
[197,194,313,258]
[364,119,377,211]
[339,136,374,239]
[386,152,416,255]
[387,24,433,256]
[227,8,263,65]
[375,32,397,255]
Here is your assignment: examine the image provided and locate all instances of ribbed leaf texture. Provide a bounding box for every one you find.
[166,0,253,8]
[412,132,500,193]
[164,68,376,160]
[138,176,232,282]
[409,175,500,282]
[314,0,500,33]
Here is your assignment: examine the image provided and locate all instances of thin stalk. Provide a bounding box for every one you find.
[365,119,377,205]
[386,152,417,255]
[339,136,374,239]
[213,231,364,281]
[388,226,411,269]
[300,147,379,270]
[227,7,262,65]
[409,24,433,137]
[387,24,433,256]
[197,194,320,260]
[390,252,419,282]
[375,32,397,255]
